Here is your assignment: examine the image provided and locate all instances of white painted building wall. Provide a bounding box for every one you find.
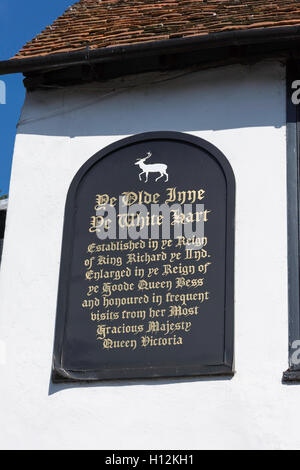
[0,60,295,450]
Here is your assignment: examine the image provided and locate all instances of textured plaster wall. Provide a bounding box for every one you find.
[0,61,294,450]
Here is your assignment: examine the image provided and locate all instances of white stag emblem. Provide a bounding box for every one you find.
[135,152,169,183]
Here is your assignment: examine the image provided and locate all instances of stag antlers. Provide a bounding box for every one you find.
[136,151,152,163]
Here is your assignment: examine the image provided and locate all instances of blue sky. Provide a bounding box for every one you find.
[0,1,72,196]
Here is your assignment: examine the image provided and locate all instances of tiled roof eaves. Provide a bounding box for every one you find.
[1,23,300,76]
[13,0,300,59]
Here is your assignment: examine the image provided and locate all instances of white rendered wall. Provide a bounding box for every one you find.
[0,61,294,450]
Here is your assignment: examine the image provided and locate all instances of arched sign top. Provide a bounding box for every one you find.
[67,131,235,204]
[53,131,235,383]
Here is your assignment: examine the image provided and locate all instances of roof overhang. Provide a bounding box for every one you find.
[2,25,300,89]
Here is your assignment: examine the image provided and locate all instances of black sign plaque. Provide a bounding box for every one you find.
[52,131,235,382]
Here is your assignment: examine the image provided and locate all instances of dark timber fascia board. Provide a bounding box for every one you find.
[283,61,300,384]
[2,25,300,76]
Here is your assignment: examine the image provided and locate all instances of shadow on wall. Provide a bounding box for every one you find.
[48,374,233,395]
[17,62,286,137]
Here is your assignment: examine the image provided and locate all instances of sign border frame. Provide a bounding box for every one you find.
[51,131,235,383]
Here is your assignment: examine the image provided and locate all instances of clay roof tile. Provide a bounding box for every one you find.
[13,0,300,59]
